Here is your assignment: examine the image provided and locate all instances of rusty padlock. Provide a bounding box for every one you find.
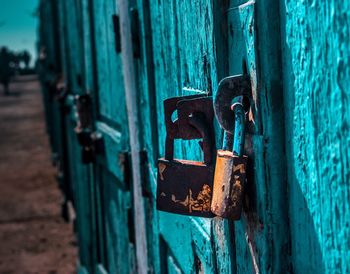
[211,101,248,219]
[156,95,216,217]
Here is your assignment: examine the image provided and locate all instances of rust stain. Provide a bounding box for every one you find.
[233,163,246,173]
[231,177,243,207]
[171,184,212,213]
[158,163,166,180]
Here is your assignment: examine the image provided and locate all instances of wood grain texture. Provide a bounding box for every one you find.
[39,0,350,273]
[281,0,350,273]
[229,1,290,273]
[135,1,237,273]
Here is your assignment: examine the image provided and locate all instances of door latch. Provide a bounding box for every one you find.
[74,94,104,164]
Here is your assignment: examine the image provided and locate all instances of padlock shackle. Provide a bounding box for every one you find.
[164,112,213,164]
[188,113,213,164]
[222,102,246,157]
[232,103,245,156]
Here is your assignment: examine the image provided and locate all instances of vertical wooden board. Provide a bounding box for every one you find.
[94,167,108,267]
[144,1,234,273]
[101,170,131,274]
[39,0,59,156]
[133,0,165,271]
[105,0,127,125]
[91,0,127,129]
[91,0,109,117]
[64,0,83,94]
[190,220,216,273]
[158,213,195,273]
[148,0,182,166]
[227,0,247,76]
[150,0,218,161]
[134,0,159,164]
[64,104,95,271]
[80,0,94,93]
[95,122,125,181]
[230,3,262,274]
[210,219,236,274]
[225,1,290,273]
[280,0,350,272]
[57,0,69,82]
[88,1,135,273]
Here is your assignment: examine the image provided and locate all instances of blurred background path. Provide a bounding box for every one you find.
[0,76,77,274]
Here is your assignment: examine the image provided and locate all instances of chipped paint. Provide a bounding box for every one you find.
[158,162,166,181]
[211,150,247,219]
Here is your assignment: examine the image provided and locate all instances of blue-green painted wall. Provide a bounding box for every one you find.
[281,0,350,273]
[38,0,350,273]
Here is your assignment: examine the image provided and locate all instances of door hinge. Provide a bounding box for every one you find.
[112,14,122,53]
[112,9,140,58]
[130,8,141,58]
[119,150,151,197]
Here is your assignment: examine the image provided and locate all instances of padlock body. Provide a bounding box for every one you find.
[157,158,215,217]
[211,150,247,219]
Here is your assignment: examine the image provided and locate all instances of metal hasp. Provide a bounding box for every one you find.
[157,95,216,217]
[211,75,250,220]
[74,94,104,164]
[214,74,251,134]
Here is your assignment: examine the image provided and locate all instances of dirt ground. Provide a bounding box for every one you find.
[0,76,77,274]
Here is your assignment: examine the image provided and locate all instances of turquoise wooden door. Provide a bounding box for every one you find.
[39,1,350,273]
[225,1,289,273]
[133,1,237,273]
[88,0,135,273]
[56,0,97,273]
[134,1,288,273]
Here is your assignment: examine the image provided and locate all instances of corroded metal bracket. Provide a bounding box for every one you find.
[74,94,104,164]
[214,74,252,134]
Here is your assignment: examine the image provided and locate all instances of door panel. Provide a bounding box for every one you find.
[40,1,350,273]
[227,1,289,273]
[99,168,132,273]
[92,0,127,127]
[66,102,95,270]
[56,0,97,272]
[96,122,124,182]
[89,0,133,273]
[135,1,234,273]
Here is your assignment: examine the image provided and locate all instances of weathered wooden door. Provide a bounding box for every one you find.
[56,0,97,273]
[87,0,135,273]
[132,0,289,273]
[41,1,350,273]
[132,1,237,273]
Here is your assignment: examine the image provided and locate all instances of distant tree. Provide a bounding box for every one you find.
[0,47,13,95]
[22,50,31,69]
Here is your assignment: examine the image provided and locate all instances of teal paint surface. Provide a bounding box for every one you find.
[280,0,350,272]
[138,1,238,273]
[38,0,350,273]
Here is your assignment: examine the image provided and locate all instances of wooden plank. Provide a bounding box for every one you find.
[117,0,149,273]
[280,0,350,272]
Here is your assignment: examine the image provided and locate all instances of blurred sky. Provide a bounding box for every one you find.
[0,0,38,66]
